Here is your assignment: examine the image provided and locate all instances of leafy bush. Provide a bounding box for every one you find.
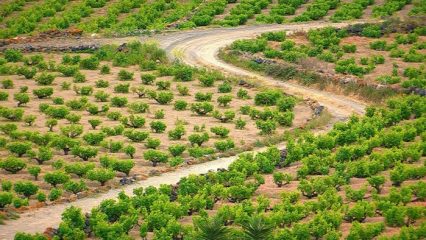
[210,126,230,138]
[214,139,235,152]
[174,100,188,111]
[168,125,186,140]
[191,102,214,115]
[189,132,210,146]
[150,121,167,133]
[118,70,134,81]
[79,56,99,70]
[71,146,98,161]
[217,95,233,107]
[14,93,30,107]
[144,149,169,167]
[14,181,39,198]
[231,38,268,53]
[87,168,115,186]
[33,87,54,99]
[168,144,186,157]
[35,72,55,85]
[44,171,70,187]
[141,74,156,84]
[0,156,26,174]
[255,89,283,106]
[256,120,277,134]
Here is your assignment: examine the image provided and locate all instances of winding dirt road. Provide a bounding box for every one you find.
[0,21,368,239]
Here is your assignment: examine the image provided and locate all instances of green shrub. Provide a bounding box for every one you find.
[0,157,26,174]
[217,95,233,107]
[33,87,54,99]
[214,139,235,152]
[14,181,39,198]
[256,120,277,134]
[86,168,115,186]
[218,82,232,93]
[44,171,70,187]
[150,121,167,133]
[168,144,186,157]
[4,49,23,62]
[118,70,134,81]
[145,137,161,149]
[144,149,169,167]
[141,74,156,84]
[168,125,186,140]
[191,102,214,115]
[79,56,99,70]
[111,96,128,107]
[342,44,357,53]
[189,132,210,146]
[174,100,188,111]
[210,126,230,138]
[0,91,8,101]
[14,93,30,107]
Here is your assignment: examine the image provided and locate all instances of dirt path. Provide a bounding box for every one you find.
[157,21,368,118]
[0,20,370,239]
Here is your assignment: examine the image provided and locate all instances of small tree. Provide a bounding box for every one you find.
[189,132,210,146]
[0,192,13,208]
[367,175,385,193]
[144,149,169,167]
[24,115,36,126]
[0,157,26,174]
[273,172,292,187]
[191,102,214,115]
[217,95,233,107]
[44,171,70,187]
[50,135,79,155]
[71,146,98,161]
[87,168,115,186]
[14,181,39,198]
[141,74,156,84]
[168,125,186,140]
[28,166,41,180]
[145,137,161,149]
[64,180,87,194]
[60,124,84,138]
[64,162,95,177]
[112,159,135,176]
[121,115,145,128]
[150,121,167,133]
[6,142,31,157]
[46,119,58,131]
[28,147,53,165]
[256,120,276,134]
[33,87,54,99]
[14,93,30,107]
[123,145,136,159]
[210,126,230,138]
[88,119,102,129]
[168,144,186,157]
[35,72,55,85]
[212,110,235,123]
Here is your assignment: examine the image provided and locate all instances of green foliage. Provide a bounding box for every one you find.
[0,157,26,174]
[87,168,115,186]
[14,181,39,198]
[44,171,70,187]
[144,150,169,167]
[189,132,210,146]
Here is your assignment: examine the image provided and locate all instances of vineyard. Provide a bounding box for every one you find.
[0,0,423,39]
[0,0,425,239]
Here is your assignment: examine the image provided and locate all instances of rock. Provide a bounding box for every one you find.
[76,191,89,199]
[43,227,58,238]
[339,77,357,84]
[314,105,325,116]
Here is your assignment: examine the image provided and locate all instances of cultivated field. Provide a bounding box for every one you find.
[0,0,425,240]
